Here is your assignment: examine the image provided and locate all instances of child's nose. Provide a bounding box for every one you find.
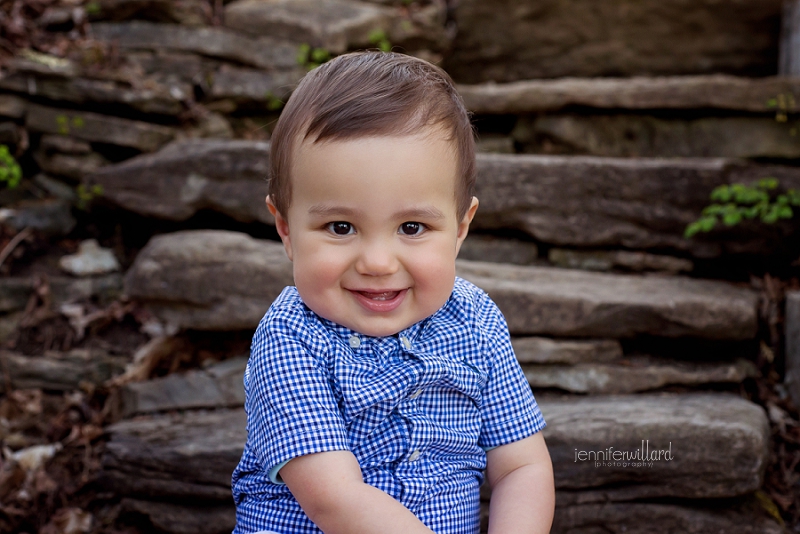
[355,240,399,276]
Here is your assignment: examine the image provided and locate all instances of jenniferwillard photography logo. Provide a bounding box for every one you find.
[574,440,674,468]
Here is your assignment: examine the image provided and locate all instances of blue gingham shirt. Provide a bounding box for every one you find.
[231,277,545,534]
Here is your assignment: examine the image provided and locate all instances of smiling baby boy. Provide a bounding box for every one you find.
[231,51,555,534]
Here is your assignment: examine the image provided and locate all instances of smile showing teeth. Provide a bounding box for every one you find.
[359,291,400,301]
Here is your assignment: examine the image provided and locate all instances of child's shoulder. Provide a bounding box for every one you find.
[257,286,318,334]
[449,276,500,319]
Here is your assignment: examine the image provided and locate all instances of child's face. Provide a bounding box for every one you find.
[268,130,479,338]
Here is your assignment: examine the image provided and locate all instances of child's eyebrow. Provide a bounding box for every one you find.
[307,205,446,220]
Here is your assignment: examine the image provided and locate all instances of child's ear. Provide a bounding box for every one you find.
[266,195,293,261]
[455,196,479,254]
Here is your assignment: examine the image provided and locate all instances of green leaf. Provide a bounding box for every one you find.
[710,185,731,202]
[722,211,742,226]
[758,177,778,190]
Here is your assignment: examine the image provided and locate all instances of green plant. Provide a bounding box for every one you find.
[84,1,101,15]
[76,184,103,211]
[264,91,284,111]
[368,29,392,52]
[296,44,331,70]
[0,145,21,189]
[685,178,800,238]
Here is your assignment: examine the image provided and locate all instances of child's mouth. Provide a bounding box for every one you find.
[358,290,400,301]
[350,289,407,312]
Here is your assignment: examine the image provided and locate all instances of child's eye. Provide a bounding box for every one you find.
[326,221,355,235]
[399,222,426,236]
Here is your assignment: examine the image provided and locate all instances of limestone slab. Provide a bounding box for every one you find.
[26,103,176,152]
[91,21,298,71]
[224,0,393,53]
[93,0,211,25]
[548,249,693,274]
[101,409,247,501]
[120,499,235,534]
[0,71,186,116]
[456,260,758,339]
[443,0,782,82]
[472,153,800,257]
[457,235,539,265]
[524,357,757,394]
[511,337,622,364]
[0,350,127,393]
[124,230,292,331]
[209,64,303,104]
[119,357,246,416]
[459,75,800,115]
[516,114,800,159]
[551,501,783,534]
[542,392,769,499]
[87,139,272,224]
[100,392,769,501]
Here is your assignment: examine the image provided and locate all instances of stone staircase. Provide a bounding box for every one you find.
[1,0,797,532]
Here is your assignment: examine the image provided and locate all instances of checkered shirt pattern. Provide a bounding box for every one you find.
[231,277,545,534]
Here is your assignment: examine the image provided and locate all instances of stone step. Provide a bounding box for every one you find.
[512,114,800,160]
[459,75,800,115]
[442,0,781,83]
[100,392,769,503]
[125,230,758,339]
[26,103,176,152]
[0,349,127,393]
[87,139,800,257]
[116,348,757,416]
[90,21,298,72]
[523,357,757,395]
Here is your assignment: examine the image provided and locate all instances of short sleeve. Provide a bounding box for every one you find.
[475,293,546,449]
[245,302,349,483]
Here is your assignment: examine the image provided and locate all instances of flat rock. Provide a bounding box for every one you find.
[102,409,246,501]
[125,230,756,339]
[0,94,27,119]
[224,0,393,54]
[0,198,76,235]
[515,114,800,159]
[120,499,235,534]
[124,231,292,331]
[85,139,800,257]
[0,71,186,116]
[473,153,800,257]
[59,239,121,277]
[209,64,304,105]
[548,249,694,274]
[0,350,127,393]
[443,0,782,82]
[0,274,123,314]
[552,501,783,534]
[524,357,757,394]
[512,337,622,364]
[33,148,110,180]
[459,75,800,114]
[457,235,539,265]
[542,392,769,499]
[26,103,176,152]
[87,139,273,224]
[91,21,298,71]
[456,261,758,339]
[100,392,769,501]
[119,357,246,417]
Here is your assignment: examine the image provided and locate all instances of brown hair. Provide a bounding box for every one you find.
[269,51,476,219]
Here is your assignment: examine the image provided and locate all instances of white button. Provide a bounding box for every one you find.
[408,450,420,462]
[349,335,361,349]
[409,389,422,400]
[400,336,411,349]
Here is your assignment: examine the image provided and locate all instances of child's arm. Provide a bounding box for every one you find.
[485,432,555,534]
[280,449,435,534]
